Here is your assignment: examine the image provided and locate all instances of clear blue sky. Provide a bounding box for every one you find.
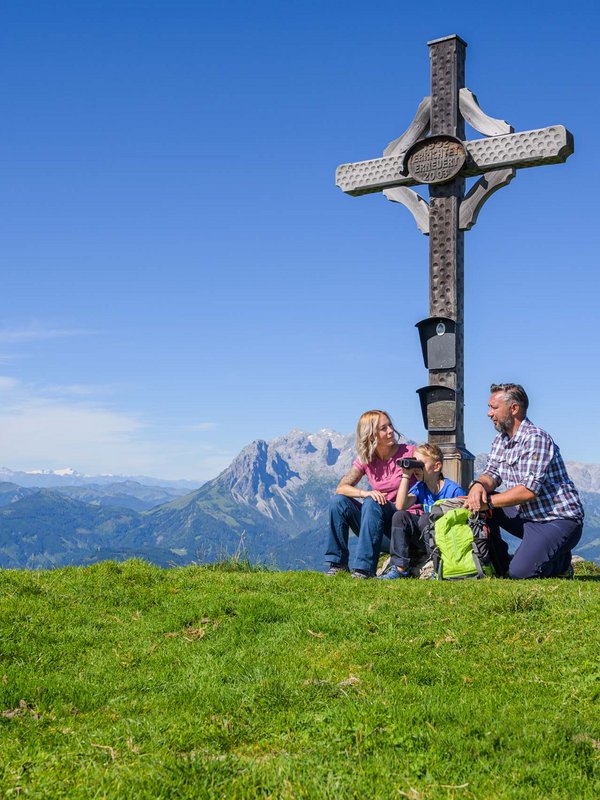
[1,0,598,479]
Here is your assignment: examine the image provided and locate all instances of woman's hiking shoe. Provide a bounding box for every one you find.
[350,569,371,579]
[325,563,350,576]
[377,565,410,580]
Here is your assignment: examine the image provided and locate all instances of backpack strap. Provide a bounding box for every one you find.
[468,513,487,579]
[470,550,486,579]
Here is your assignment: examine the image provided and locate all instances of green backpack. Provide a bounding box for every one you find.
[426,498,496,580]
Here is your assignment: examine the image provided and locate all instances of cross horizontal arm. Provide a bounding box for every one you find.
[336,153,410,196]
[336,125,573,196]
[464,125,573,176]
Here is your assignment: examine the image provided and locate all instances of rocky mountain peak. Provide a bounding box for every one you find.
[210,427,414,529]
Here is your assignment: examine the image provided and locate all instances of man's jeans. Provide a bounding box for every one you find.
[325,495,395,574]
[490,506,583,578]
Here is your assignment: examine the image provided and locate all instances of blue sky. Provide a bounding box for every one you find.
[1,0,598,480]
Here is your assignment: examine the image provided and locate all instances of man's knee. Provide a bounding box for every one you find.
[508,559,537,580]
[508,546,548,579]
[508,519,582,579]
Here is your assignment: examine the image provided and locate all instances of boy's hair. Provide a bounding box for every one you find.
[414,443,444,466]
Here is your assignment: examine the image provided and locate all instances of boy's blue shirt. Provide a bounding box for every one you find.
[409,477,465,513]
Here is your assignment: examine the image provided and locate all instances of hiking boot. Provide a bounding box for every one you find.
[325,563,350,576]
[557,562,574,579]
[350,569,371,579]
[377,565,410,580]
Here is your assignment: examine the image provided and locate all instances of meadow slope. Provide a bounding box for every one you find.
[0,561,599,799]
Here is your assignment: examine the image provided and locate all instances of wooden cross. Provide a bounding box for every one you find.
[335,35,574,487]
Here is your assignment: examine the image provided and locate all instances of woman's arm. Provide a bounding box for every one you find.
[335,466,365,498]
[336,466,387,505]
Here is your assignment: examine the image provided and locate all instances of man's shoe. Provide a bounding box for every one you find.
[377,565,410,580]
[557,563,574,579]
[350,569,370,579]
[325,563,350,576]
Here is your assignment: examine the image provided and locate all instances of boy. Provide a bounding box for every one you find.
[377,443,465,579]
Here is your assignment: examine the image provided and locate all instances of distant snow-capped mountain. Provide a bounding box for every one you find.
[0,466,201,492]
[26,467,81,477]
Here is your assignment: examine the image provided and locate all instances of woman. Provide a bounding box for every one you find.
[325,409,417,578]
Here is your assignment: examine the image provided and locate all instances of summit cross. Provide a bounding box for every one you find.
[335,34,574,487]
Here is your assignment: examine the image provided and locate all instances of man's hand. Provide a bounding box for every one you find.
[464,483,487,512]
[365,490,387,505]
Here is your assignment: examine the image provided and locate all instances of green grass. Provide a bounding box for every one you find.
[1,560,599,799]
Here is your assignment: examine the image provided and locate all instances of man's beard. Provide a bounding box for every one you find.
[493,415,513,434]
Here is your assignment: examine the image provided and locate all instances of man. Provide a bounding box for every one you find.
[464,383,584,579]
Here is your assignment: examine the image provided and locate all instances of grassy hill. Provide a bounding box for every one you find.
[1,560,599,799]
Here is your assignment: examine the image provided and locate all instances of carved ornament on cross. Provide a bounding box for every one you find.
[336,88,574,234]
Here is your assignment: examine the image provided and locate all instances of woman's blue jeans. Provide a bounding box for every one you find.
[325,495,395,575]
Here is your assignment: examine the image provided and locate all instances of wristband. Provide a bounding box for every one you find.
[487,495,494,509]
[468,480,485,491]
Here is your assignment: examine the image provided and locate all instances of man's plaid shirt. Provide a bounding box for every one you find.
[484,418,584,522]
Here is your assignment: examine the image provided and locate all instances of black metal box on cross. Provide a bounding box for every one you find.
[415,317,456,370]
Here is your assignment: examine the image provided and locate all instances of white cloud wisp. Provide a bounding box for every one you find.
[0,376,229,480]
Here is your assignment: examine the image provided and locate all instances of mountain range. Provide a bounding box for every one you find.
[0,429,598,570]
[0,466,200,492]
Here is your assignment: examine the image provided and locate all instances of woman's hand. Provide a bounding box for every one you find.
[364,490,387,505]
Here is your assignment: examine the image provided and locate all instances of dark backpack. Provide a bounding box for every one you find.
[425,497,496,580]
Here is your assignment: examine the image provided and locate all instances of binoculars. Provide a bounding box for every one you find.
[396,458,425,469]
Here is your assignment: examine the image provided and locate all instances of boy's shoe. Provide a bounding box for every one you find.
[325,563,350,576]
[350,569,371,579]
[377,565,410,580]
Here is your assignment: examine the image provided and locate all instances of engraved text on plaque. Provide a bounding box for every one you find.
[406,135,467,185]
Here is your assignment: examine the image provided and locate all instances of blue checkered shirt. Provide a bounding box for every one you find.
[483,418,584,522]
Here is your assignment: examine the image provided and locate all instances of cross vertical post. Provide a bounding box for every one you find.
[427,35,471,487]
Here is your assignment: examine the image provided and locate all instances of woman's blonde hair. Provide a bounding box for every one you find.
[356,410,395,465]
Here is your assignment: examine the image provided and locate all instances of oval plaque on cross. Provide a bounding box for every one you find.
[405,135,466,185]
